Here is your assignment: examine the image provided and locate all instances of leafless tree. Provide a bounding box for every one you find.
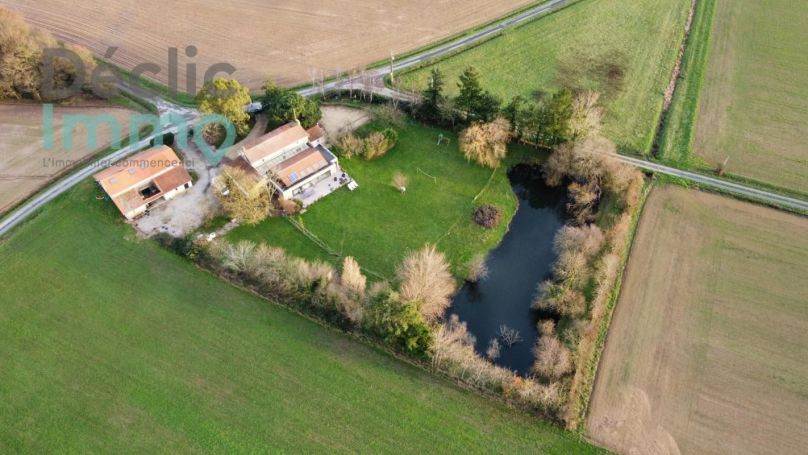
[498,325,522,347]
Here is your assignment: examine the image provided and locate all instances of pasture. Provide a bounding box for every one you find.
[0,103,135,213]
[690,0,808,194]
[399,0,692,154]
[2,0,536,90]
[229,119,533,279]
[586,185,808,455]
[0,179,603,453]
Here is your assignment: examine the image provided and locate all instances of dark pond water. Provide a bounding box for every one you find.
[449,164,567,375]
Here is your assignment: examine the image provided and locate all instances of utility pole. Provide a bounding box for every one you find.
[389,51,396,85]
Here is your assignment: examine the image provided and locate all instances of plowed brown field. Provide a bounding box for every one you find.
[0,0,534,91]
[0,104,135,213]
[586,185,808,455]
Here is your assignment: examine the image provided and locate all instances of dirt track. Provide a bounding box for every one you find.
[1,0,533,90]
[586,185,808,455]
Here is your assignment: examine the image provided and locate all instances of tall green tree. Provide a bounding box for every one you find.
[526,88,573,146]
[455,66,501,123]
[196,78,252,136]
[262,80,321,129]
[419,68,445,122]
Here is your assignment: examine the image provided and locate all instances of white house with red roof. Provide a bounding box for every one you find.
[236,121,351,206]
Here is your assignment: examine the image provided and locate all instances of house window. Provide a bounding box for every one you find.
[139,182,160,199]
[289,172,299,183]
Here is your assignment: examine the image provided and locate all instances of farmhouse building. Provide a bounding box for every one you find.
[94,146,192,220]
[237,121,350,206]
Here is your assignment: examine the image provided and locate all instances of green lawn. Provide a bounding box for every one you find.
[0,180,603,453]
[399,0,691,154]
[230,120,533,280]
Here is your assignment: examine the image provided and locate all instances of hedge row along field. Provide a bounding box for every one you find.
[399,0,692,155]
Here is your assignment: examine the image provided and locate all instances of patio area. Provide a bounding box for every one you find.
[297,168,355,208]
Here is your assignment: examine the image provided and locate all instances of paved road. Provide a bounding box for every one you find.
[617,155,808,213]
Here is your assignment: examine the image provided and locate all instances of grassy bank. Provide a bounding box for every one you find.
[0,180,602,453]
[655,0,716,165]
[399,0,692,155]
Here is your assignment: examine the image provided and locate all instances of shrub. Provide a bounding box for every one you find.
[472,204,502,229]
[391,172,409,192]
[336,133,364,159]
[362,128,398,160]
[340,256,367,297]
[459,117,512,168]
[465,254,489,283]
[396,244,455,322]
[532,334,573,381]
[277,197,302,215]
[363,289,432,357]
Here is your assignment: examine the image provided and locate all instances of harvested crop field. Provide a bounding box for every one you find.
[586,185,808,455]
[692,0,808,194]
[1,0,536,90]
[0,104,135,214]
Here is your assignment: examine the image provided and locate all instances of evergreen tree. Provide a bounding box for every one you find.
[455,66,501,123]
[419,68,445,122]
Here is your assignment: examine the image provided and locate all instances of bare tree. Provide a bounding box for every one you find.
[397,244,455,321]
[498,325,522,347]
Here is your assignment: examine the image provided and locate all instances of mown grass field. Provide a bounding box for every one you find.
[229,121,537,280]
[586,185,808,455]
[0,180,603,453]
[688,0,808,194]
[399,0,691,154]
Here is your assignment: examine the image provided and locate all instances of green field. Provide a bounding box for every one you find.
[230,120,534,279]
[399,0,691,154]
[687,0,807,194]
[0,181,602,453]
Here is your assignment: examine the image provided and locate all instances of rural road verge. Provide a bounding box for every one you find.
[618,155,808,213]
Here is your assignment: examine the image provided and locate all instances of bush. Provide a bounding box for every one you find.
[459,117,512,168]
[532,334,573,381]
[336,133,364,159]
[472,204,502,229]
[396,244,455,322]
[363,289,432,357]
[466,254,489,283]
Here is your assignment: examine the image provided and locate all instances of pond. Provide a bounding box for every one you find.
[448,164,567,375]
